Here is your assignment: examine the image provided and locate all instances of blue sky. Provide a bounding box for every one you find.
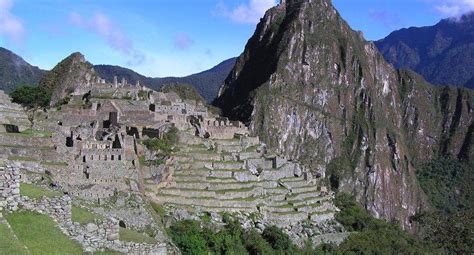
[0,0,472,77]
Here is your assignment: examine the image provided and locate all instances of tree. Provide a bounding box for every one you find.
[10,85,51,108]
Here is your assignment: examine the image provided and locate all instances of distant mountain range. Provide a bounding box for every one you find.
[375,12,474,89]
[95,57,236,103]
[0,46,236,103]
[0,47,45,93]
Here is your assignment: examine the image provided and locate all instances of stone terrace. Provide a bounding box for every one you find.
[0,90,30,132]
[148,132,338,228]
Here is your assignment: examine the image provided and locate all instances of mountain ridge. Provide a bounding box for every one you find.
[375,12,474,89]
[0,47,235,103]
[94,57,237,102]
[0,47,45,92]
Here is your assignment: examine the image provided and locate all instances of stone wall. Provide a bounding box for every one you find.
[0,164,169,254]
[0,165,20,212]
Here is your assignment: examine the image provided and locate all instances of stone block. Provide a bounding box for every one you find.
[86,223,99,233]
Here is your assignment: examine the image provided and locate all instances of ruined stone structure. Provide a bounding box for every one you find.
[0,72,345,250]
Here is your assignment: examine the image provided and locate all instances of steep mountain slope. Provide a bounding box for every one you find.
[39,52,98,106]
[95,58,236,103]
[215,0,473,228]
[0,47,45,92]
[375,13,474,89]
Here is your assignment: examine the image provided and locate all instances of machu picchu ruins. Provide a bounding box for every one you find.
[0,57,347,254]
[2,0,474,253]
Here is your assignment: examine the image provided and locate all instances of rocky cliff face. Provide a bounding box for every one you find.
[39,52,97,106]
[215,0,473,229]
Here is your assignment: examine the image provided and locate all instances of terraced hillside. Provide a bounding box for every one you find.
[147,131,345,242]
[0,91,68,175]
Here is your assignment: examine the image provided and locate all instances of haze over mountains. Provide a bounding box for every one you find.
[1,9,473,101]
[0,48,45,93]
[375,12,474,89]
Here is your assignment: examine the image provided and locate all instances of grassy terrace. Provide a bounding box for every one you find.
[157,192,261,202]
[205,177,235,181]
[162,186,256,194]
[285,190,317,199]
[5,211,83,254]
[6,156,67,167]
[279,176,306,182]
[71,206,104,225]
[0,222,28,254]
[163,203,256,212]
[0,144,53,150]
[288,195,332,204]
[119,227,157,244]
[20,183,63,199]
[7,156,38,162]
[2,129,53,138]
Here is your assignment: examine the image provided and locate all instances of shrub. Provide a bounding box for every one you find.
[168,220,208,255]
[262,225,292,251]
[329,193,434,254]
[333,193,378,231]
[416,157,472,214]
[244,229,274,255]
[169,218,309,255]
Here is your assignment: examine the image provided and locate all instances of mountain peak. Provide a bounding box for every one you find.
[66,52,86,63]
[39,52,97,106]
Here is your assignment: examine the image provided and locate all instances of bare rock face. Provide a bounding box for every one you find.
[215,0,473,229]
[39,52,97,106]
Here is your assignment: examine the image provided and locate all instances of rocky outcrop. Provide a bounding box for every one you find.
[39,52,98,106]
[215,0,474,229]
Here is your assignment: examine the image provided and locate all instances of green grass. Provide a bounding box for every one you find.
[41,161,68,167]
[0,222,28,254]
[93,249,123,254]
[150,202,166,218]
[0,144,53,150]
[4,129,53,138]
[215,186,255,194]
[7,156,38,162]
[119,227,157,244]
[20,183,62,199]
[71,206,104,225]
[5,211,83,254]
[206,177,235,181]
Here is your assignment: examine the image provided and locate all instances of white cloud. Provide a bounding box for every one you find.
[424,0,474,17]
[0,0,25,44]
[217,0,277,24]
[68,11,146,66]
[173,33,194,50]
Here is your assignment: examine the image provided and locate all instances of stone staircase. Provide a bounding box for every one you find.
[150,133,338,227]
